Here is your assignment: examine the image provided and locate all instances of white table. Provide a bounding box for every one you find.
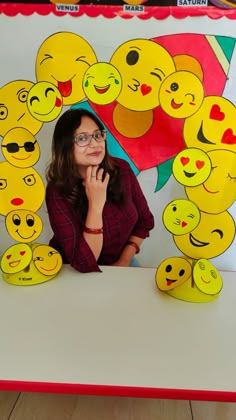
[0,265,235,402]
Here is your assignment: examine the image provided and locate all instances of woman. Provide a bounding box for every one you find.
[46,108,154,273]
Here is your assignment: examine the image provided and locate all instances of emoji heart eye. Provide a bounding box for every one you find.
[209,104,225,121]
[196,160,204,169]
[180,157,190,166]
[6,254,11,259]
[20,251,26,256]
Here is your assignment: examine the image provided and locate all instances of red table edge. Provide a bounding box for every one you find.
[0,380,235,402]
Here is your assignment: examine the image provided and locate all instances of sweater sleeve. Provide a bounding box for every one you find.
[46,184,101,273]
[125,162,155,239]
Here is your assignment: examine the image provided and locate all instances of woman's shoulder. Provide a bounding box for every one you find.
[111,156,132,172]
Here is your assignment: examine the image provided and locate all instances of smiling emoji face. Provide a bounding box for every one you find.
[193,259,223,295]
[0,80,43,137]
[27,82,63,122]
[83,63,122,105]
[6,209,43,243]
[1,243,32,274]
[185,149,236,214]
[163,199,200,235]
[110,39,175,111]
[159,70,204,119]
[1,127,40,168]
[0,162,45,216]
[184,96,236,153]
[156,257,192,291]
[36,32,97,106]
[33,245,62,276]
[174,210,235,259]
[172,148,212,187]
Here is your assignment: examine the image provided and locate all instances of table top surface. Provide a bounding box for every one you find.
[0,265,235,401]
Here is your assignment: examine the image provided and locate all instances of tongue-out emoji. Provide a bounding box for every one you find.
[58,80,72,97]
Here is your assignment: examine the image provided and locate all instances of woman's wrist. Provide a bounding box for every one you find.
[127,240,140,254]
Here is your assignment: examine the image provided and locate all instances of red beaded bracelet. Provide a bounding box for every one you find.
[84,226,103,234]
[127,240,140,254]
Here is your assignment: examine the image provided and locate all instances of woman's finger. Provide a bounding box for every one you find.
[96,168,104,181]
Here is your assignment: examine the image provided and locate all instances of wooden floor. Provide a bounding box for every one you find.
[0,392,236,420]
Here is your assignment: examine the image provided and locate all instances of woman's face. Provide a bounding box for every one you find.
[73,115,106,174]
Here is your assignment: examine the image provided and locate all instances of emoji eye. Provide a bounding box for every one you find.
[33,256,43,261]
[30,96,40,106]
[211,229,223,239]
[172,206,177,212]
[210,270,217,279]
[18,89,28,103]
[126,50,139,66]
[227,173,236,181]
[188,214,195,219]
[48,251,58,256]
[23,174,36,186]
[179,269,185,276]
[0,106,8,120]
[0,179,7,189]
[165,264,172,273]
[199,261,205,270]
[12,214,21,226]
[45,87,55,97]
[170,83,179,92]
[26,214,35,227]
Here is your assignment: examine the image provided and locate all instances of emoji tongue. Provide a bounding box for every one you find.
[57,80,72,97]
[166,279,175,286]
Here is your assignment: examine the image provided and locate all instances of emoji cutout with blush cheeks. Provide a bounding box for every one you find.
[83,63,122,105]
[172,148,211,187]
[185,149,236,214]
[5,209,43,243]
[184,96,236,153]
[0,80,43,137]
[193,259,223,295]
[159,71,204,119]
[0,162,45,216]
[163,199,200,236]
[36,32,97,106]
[33,245,62,276]
[27,82,63,123]
[156,257,192,291]
[1,243,32,274]
[173,210,235,260]
[2,127,40,168]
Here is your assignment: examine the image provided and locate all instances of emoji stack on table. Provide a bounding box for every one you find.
[156,86,236,302]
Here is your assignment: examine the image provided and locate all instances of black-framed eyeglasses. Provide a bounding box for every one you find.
[74,129,106,147]
[2,140,37,153]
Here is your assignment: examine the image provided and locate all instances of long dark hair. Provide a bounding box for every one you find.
[46,108,124,218]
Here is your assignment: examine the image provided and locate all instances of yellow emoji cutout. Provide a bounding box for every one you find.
[5,209,43,243]
[1,127,40,168]
[163,199,200,235]
[36,32,97,106]
[173,210,235,260]
[1,243,32,274]
[27,82,63,122]
[32,245,62,276]
[0,162,45,216]
[172,148,211,187]
[0,80,43,137]
[2,243,61,286]
[184,96,236,153]
[156,257,192,291]
[193,259,223,295]
[159,71,204,119]
[110,39,175,111]
[185,149,236,214]
[83,63,122,105]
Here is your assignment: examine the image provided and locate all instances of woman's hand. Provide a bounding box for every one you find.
[84,165,110,212]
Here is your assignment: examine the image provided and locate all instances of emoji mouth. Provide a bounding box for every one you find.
[166,278,177,286]
[9,260,21,267]
[189,233,209,247]
[197,121,216,145]
[11,198,24,206]
[201,276,210,284]
[94,85,110,94]
[203,184,219,194]
[17,113,25,121]
[16,229,36,239]
[171,99,183,109]
[40,259,58,272]
[12,154,32,160]
[128,78,140,92]
[183,170,196,178]
[57,80,72,97]
[34,97,62,115]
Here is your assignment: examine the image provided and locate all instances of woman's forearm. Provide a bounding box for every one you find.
[83,205,103,260]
